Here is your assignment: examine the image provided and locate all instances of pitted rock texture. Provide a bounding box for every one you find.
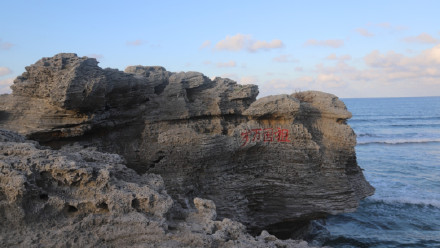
[0,130,314,247]
[0,53,374,236]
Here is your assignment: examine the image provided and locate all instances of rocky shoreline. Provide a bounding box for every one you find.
[0,129,314,247]
[0,53,374,247]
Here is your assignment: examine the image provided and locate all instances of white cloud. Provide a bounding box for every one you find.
[294,67,303,72]
[404,33,439,44]
[0,78,13,94]
[326,54,337,60]
[304,39,344,48]
[356,28,374,37]
[205,60,237,68]
[260,77,313,96]
[0,78,13,86]
[215,34,250,51]
[199,40,211,49]
[219,73,239,81]
[216,60,237,68]
[126,39,145,46]
[273,54,298,63]
[214,34,284,52]
[376,22,391,28]
[325,45,440,95]
[370,22,407,32]
[240,76,258,85]
[87,54,103,60]
[0,39,14,50]
[261,44,440,97]
[0,67,12,76]
[248,39,284,52]
[317,73,341,82]
[326,54,351,61]
[363,45,440,74]
[340,55,352,61]
[364,50,403,68]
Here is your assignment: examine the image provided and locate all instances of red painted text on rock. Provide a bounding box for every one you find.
[241,127,291,146]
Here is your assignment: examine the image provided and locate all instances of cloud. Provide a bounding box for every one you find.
[364,50,403,68]
[321,44,440,95]
[261,44,440,97]
[260,77,313,96]
[87,54,103,60]
[215,34,250,51]
[304,39,344,48]
[212,74,258,85]
[248,39,284,52]
[326,54,351,61]
[219,73,239,81]
[294,67,303,72]
[1,42,14,50]
[326,54,337,60]
[368,22,408,32]
[377,22,390,28]
[0,78,13,94]
[0,39,14,50]
[340,55,352,60]
[273,54,298,63]
[216,60,237,68]
[126,39,145,46]
[0,78,13,86]
[199,40,211,49]
[0,67,12,76]
[356,28,374,37]
[240,76,258,85]
[214,34,284,52]
[364,45,440,71]
[204,60,237,68]
[404,33,439,44]
[316,73,346,88]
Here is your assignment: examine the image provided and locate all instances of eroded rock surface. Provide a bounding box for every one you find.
[0,130,314,247]
[0,53,374,237]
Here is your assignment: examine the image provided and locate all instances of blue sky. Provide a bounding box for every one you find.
[1,0,440,98]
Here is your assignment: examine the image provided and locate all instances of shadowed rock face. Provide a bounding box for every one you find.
[0,53,374,236]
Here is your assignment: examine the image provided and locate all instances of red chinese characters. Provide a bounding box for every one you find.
[241,127,291,146]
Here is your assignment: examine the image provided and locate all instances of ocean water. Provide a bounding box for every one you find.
[316,97,440,247]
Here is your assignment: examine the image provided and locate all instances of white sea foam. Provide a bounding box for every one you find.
[357,138,440,145]
[370,196,440,208]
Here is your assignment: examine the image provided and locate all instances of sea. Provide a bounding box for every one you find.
[311,96,440,248]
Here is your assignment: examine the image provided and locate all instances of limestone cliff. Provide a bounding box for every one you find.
[0,129,313,247]
[0,53,374,239]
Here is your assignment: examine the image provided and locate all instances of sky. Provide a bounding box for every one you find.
[1,0,440,98]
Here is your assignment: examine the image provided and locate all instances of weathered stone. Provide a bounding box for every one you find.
[0,130,316,247]
[243,94,301,118]
[0,53,374,238]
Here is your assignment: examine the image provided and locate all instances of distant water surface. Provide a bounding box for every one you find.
[315,97,440,248]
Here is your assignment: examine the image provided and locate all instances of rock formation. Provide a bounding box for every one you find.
[0,53,374,240]
[0,129,313,247]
